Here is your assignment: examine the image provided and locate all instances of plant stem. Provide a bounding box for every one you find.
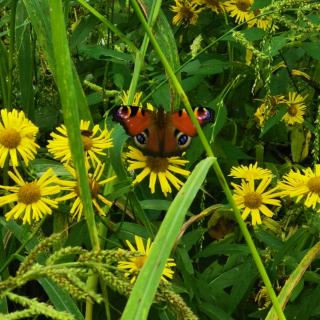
[129,0,286,319]
[127,0,161,105]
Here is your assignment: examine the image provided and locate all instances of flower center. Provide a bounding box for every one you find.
[207,0,221,9]
[74,178,100,198]
[307,177,320,194]
[236,0,251,12]
[133,255,147,269]
[287,105,298,116]
[243,192,262,209]
[81,135,93,151]
[146,157,169,173]
[181,7,194,21]
[18,182,41,204]
[0,128,21,149]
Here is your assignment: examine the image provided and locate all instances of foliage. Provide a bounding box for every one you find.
[0,0,320,319]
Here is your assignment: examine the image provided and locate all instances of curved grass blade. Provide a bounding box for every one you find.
[266,242,320,320]
[122,157,214,320]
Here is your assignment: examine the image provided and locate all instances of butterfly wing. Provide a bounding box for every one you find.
[113,106,213,157]
[114,106,163,155]
[170,108,213,136]
[113,106,152,136]
[162,107,213,156]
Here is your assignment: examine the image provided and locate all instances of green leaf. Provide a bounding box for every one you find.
[265,34,288,57]
[38,278,84,320]
[259,105,287,137]
[181,59,229,76]
[78,45,133,62]
[69,15,99,51]
[197,243,251,258]
[140,200,171,211]
[290,125,305,162]
[199,302,234,320]
[302,42,320,61]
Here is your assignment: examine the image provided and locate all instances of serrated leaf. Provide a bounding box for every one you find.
[78,45,132,62]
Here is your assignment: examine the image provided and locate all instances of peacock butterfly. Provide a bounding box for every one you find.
[113,106,212,157]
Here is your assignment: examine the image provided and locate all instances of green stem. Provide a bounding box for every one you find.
[130,1,286,319]
[8,0,18,109]
[127,0,161,105]
[76,0,138,54]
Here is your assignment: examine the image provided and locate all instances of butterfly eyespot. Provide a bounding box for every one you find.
[194,107,212,122]
[117,106,131,119]
[134,132,148,147]
[176,132,191,148]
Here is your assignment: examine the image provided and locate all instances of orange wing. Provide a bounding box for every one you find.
[113,106,153,136]
[170,108,212,136]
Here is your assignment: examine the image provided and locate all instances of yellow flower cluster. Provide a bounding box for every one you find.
[0,108,115,224]
[255,92,308,127]
[170,0,275,30]
[231,162,320,225]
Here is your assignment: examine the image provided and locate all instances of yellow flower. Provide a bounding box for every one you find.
[0,168,60,224]
[119,91,143,106]
[57,163,116,221]
[171,0,203,26]
[254,95,286,127]
[278,165,320,210]
[126,146,190,197]
[232,178,281,225]
[47,120,113,166]
[0,108,39,167]
[117,235,176,283]
[229,162,273,180]
[224,0,255,24]
[255,286,272,310]
[248,9,277,31]
[282,92,307,125]
[194,0,224,13]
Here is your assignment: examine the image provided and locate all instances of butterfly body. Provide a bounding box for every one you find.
[113,106,212,157]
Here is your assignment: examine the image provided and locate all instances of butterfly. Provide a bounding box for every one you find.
[113,106,213,157]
